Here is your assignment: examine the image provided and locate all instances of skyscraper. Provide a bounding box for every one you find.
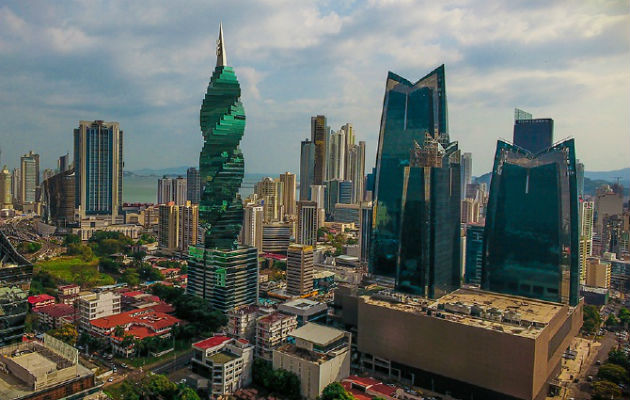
[579,200,594,281]
[370,66,461,298]
[299,139,315,201]
[0,166,12,209]
[0,230,33,345]
[280,172,296,218]
[11,168,20,206]
[58,153,70,173]
[327,129,345,181]
[255,177,281,222]
[41,168,75,226]
[74,120,123,223]
[20,151,39,205]
[482,138,579,306]
[464,224,484,285]
[296,200,319,246]
[187,24,258,312]
[241,203,263,253]
[286,244,314,296]
[325,179,352,219]
[187,167,201,204]
[513,108,554,153]
[311,115,328,185]
[174,176,187,205]
[341,123,355,181]
[460,152,472,201]
[157,176,174,204]
[348,141,366,203]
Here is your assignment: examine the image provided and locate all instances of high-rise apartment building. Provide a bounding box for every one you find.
[41,168,75,226]
[341,123,355,180]
[11,168,20,206]
[299,139,315,201]
[159,203,178,250]
[311,115,328,185]
[513,108,554,154]
[347,141,366,203]
[310,185,325,209]
[460,152,472,201]
[483,138,579,306]
[359,202,373,265]
[159,201,199,252]
[187,167,201,204]
[58,153,70,173]
[286,244,314,296]
[327,129,346,181]
[464,224,484,285]
[20,151,39,205]
[0,166,12,209]
[262,222,291,254]
[585,257,611,289]
[174,176,187,205]
[187,25,258,313]
[0,231,33,345]
[461,198,480,224]
[579,200,594,281]
[594,186,623,240]
[74,121,123,223]
[296,200,319,246]
[370,66,461,298]
[157,176,173,204]
[279,172,296,218]
[255,177,282,222]
[242,203,263,253]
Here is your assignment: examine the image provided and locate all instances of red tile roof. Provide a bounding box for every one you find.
[342,383,373,400]
[28,294,55,304]
[369,383,397,397]
[344,376,382,388]
[34,304,75,318]
[121,290,145,298]
[90,309,180,331]
[193,335,232,350]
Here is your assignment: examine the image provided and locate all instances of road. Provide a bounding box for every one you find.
[151,350,193,374]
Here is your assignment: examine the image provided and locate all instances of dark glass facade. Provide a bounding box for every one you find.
[465,224,484,284]
[482,139,579,306]
[186,167,201,204]
[0,231,32,345]
[513,117,554,154]
[299,139,315,201]
[370,66,461,298]
[311,115,328,185]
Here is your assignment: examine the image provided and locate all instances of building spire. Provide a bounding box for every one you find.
[216,22,227,67]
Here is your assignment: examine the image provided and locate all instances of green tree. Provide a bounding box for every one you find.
[178,386,201,400]
[63,234,81,246]
[619,307,630,326]
[121,268,140,287]
[582,305,601,334]
[608,350,630,370]
[144,374,178,398]
[138,264,163,281]
[320,382,355,400]
[99,257,122,274]
[606,314,619,328]
[592,380,622,399]
[114,325,125,337]
[48,324,78,345]
[598,363,629,384]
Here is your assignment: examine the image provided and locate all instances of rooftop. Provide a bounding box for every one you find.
[290,323,346,346]
[259,312,295,325]
[34,303,75,318]
[210,351,238,364]
[193,335,232,350]
[280,298,324,310]
[90,308,180,332]
[27,294,54,304]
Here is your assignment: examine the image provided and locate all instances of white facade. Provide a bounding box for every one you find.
[77,291,121,331]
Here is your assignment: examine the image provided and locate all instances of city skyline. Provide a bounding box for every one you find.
[0,2,628,177]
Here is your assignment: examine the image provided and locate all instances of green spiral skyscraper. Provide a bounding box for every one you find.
[199,23,246,250]
[188,24,258,312]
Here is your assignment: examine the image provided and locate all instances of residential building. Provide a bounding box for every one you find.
[241,203,263,253]
[464,224,484,285]
[33,304,76,329]
[347,140,366,203]
[311,115,329,186]
[227,305,260,342]
[192,335,254,397]
[58,153,70,173]
[74,120,123,223]
[297,200,319,246]
[460,152,472,201]
[27,294,55,309]
[273,323,351,400]
[280,172,296,218]
[0,231,32,346]
[19,151,39,205]
[310,184,325,209]
[10,168,20,206]
[278,298,327,326]
[174,176,187,205]
[300,139,315,201]
[255,177,282,222]
[370,66,461,299]
[57,284,80,305]
[585,257,611,289]
[461,198,480,224]
[579,200,594,281]
[483,138,579,306]
[187,167,201,204]
[76,291,121,331]
[594,186,623,238]
[0,335,96,400]
[512,108,554,153]
[157,176,174,204]
[334,287,582,400]
[158,201,199,252]
[41,168,75,227]
[287,244,314,296]
[328,129,346,181]
[262,222,291,254]
[256,312,298,360]
[0,166,12,209]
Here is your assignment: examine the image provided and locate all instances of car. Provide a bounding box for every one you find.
[107,378,114,382]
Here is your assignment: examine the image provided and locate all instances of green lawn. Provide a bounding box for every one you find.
[36,256,115,288]
[116,340,191,368]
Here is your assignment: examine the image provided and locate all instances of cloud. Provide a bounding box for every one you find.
[0,0,627,179]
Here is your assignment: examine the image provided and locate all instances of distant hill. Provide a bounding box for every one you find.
[124,166,191,177]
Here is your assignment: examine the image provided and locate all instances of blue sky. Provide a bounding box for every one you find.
[0,0,628,176]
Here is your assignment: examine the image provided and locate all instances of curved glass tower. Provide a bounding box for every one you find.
[187,25,258,313]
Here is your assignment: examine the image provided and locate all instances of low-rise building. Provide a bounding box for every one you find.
[76,291,121,331]
[227,305,261,342]
[33,304,76,329]
[191,335,254,397]
[278,298,327,326]
[255,312,298,361]
[27,294,55,309]
[273,323,351,400]
[585,257,611,288]
[57,284,80,305]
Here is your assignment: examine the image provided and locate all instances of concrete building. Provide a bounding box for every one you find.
[227,305,261,342]
[157,176,173,204]
[187,167,201,204]
[262,222,291,254]
[585,257,611,289]
[0,166,12,209]
[297,200,319,246]
[57,284,80,306]
[273,323,351,400]
[0,334,96,400]
[158,201,199,253]
[300,139,316,201]
[579,200,594,281]
[287,244,314,296]
[74,121,123,223]
[278,298,327,326]
[76,291,121,331]
[192,335,254,397]
[241,203,263,253]
[19,151,39,206]
[347,140,366,204]
[460,152,472,201]
[328,129,346,181]
[280,172,296,218]
[310,184,325,209]
[33,304,75,329]
[461,198,480,224]
[255,312,298,360]
[311,115,329,186]
[174,176,187,205]
[334,287,583,400]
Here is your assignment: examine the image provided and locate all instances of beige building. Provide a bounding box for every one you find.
[76,291,121,331]
[273,323,351,400]
[255,177,283,222]
[280,172,296,218]
[256,312,298,360]
[158,201,199,252]
[461,198,480,224]
[579,200,594,281]
[585,257,611,288]
[0,166,12,209]
[241,203,263,253]
[287,244,314,296]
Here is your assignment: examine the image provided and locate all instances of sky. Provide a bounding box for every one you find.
[0,0,628,177]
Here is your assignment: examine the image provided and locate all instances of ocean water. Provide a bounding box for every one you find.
[122,173,270,204]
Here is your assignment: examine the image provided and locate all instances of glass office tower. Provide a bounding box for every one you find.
[370,65,461,298]
[513,108,554,154]
[482,138,579,306]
